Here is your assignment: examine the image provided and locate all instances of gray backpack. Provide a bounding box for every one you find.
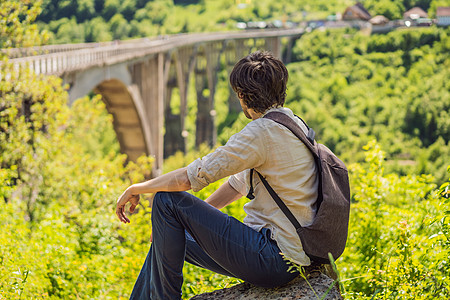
[247,111,351,264]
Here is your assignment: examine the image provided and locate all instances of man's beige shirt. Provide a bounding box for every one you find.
[187,107,318,266]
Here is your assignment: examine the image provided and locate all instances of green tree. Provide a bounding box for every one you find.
[102,0,121,21]
[109,13,130,40]
[0,0,45,49]
[141,0,173,26]
[54,17,86,43]
[85,17,113,42]
[371,0,404,19]
[121,0,137,21]
[77,0,96,22]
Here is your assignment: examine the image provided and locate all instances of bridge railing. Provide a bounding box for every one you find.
[2,42,113,59]
[4,38,170,75]
[3,29,304,76]
[1,36,170,59]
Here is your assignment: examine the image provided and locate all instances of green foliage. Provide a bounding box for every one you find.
[109,13,131,40]
[289,27,450,182]
[0,0,48,49]
[340,141,449,299]
[1,12,155,293]
[362,0,405,20]
[102,0,120,21]
[0,66,68,219]
[431,165,450,290]
[85,17,113,42]
[0,79,156,298]
[52,17,86,44]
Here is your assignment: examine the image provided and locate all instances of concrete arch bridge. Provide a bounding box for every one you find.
[8,29,304,175]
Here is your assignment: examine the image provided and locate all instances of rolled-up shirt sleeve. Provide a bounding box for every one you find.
[187,158,211,192]
[228,170,247,196]
[186,121,267,192]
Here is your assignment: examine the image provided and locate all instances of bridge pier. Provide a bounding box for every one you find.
[265,37,282,59]
[194,59,214,148]
[162,47,197,158]
[163,76,184,158]
[162,51,182,158]
[225,40,244,115]
[194,42,224,148]
[283,37,295,64]
[132,55,164,176]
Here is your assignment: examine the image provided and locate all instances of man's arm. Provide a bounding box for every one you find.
[130,167,191,194]
[205,181,243,210]
[116,167,191,223]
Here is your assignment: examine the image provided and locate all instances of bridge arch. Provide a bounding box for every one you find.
[66,63,152,163]
[94,79,152,162]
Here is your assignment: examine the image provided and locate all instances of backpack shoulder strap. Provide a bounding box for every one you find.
[264,111,318,158]
[253,169,303,230]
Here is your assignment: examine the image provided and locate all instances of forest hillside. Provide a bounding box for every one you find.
[36,0,448,43]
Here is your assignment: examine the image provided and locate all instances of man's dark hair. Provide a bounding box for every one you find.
[229,51,288,114]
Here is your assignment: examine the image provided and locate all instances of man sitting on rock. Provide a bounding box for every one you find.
[116,51,319,299]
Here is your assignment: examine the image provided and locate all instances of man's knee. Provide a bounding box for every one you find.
[152,192,197,215]
[152,192,193,224]
[153,191,187,209]
[153,191,173,210]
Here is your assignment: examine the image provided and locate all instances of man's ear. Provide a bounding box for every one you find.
[238,92,244,100]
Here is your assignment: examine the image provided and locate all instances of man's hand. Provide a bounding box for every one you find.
[115,168,191,224]
[116,187,140,223]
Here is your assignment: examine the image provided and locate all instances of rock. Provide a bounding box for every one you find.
[190,272,342,300]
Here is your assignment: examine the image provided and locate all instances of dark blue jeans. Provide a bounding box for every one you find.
[129,191,298,299]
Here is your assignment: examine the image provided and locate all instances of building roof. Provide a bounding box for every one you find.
[343,2,371,21]
[436,6,450,17]
[404,7,428,19]
[370,15,389,25]
[355,2,371,17]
